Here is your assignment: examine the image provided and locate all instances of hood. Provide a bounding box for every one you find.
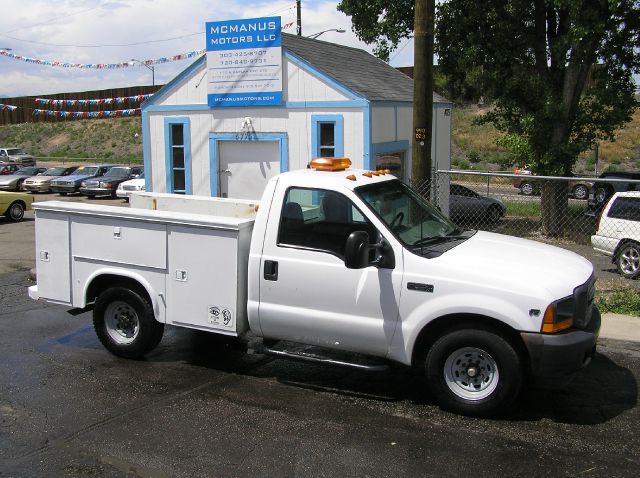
[26,175,55,183]
[58,173,99,181]
[440,231,593,300]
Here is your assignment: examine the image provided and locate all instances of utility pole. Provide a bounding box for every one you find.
[296,0,302,36]
[412,0,434,193]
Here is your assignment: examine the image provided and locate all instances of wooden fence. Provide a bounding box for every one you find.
[0,84,163,125]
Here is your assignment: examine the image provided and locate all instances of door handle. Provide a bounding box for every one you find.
[221,169,232,174]
[264,260,278,281]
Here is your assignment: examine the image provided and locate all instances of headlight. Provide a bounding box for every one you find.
[80,181,87,187]
[541,296,574,333]
[100,182,113,188]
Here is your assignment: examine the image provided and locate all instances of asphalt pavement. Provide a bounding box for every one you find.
[0,269,639,477]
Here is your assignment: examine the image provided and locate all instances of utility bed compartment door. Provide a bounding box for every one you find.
[71,216,166,269]
[35,211,71,303]
[166,225,241,335]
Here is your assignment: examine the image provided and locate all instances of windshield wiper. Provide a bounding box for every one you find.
[413,234,470,247]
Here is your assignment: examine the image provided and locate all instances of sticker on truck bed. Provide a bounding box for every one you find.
[208,306,234,329]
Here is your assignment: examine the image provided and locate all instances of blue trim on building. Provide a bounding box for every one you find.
[142,110,152,192]
[311,115,344,159]
[363,103,372,170]
[284,50,366,101]
[144,100,367,113]
[163,117,192,194]
[371,140,410,156]
[208,132,289,197]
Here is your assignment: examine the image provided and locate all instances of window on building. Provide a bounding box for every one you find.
[319,123,335,157]
[169,124,186,194]
[278,187,376,258]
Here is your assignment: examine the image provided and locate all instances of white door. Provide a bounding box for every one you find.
[218,141,279,199]
[257,187,403,357]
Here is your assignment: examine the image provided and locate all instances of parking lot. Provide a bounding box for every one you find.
[0,268,638,477]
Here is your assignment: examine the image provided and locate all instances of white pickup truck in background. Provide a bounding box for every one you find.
[29,158,600,416]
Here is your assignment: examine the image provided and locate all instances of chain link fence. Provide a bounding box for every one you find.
[411,171,640,279]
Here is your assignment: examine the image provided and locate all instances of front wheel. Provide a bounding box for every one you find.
[425,328,522,416]
[5,201,25,221]
[93,286,164,358]
[617,242,640,279]
[572,184,588,200]
[520,182,535,196]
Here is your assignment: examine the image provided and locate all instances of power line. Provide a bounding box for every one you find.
[0,31,205,48]
[3,2,106,35]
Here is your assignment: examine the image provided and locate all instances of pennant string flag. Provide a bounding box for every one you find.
[0,104,19,111]
[33,108,142,118]
[35,94,153,106]
[0,49,205,69]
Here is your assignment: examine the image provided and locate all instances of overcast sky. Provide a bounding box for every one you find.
[0,0,415,98]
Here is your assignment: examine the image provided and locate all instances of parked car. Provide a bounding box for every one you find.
[0,191,33,221]
[0,163,23,175]
[22,166,78,193]
[50,164,113,195]
[450,183,506,223]
[0,166,47,191]
[591,191,640,278]
[587,171,640,210]
[0,147,35,166]
[116,173,145,200]
[80,166,143,198]
[512,167,593,200]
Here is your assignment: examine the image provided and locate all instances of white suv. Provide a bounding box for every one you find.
[591,191,640,278]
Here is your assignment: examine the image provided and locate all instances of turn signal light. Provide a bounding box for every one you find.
[309,157,352,171]
[541,303,574,333]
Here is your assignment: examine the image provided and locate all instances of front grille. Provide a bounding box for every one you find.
[84,181,100,188]
[573,275,596,329]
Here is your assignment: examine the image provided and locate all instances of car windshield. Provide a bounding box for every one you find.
[7,149,25,155]
[74,166,99,176]
[355,180,458,247]
[104,167,130,178]
[16,167,39,176]
[43,167,68,176]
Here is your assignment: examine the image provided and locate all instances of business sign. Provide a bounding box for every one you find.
[206,16,282,107]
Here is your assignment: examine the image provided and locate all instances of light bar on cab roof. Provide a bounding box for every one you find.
[309,157,352,171]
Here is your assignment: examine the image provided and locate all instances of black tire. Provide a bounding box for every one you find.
[595,186,610,205]
[59,192,67,196]
[616,242,640,279]
[520,182,535,196]
[486,205,503,224]
[5,201,25,222]
[572,184,588,200]
[425,328,522,416]
[15,179,25,191]
[93,286,164,358]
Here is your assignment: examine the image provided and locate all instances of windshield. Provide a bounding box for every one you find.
[7,149,25,155]
[43,167,67,176]
[74,166,99,176]
[16,167,39,176]
[356,180,458,247]
[104,167,130,178]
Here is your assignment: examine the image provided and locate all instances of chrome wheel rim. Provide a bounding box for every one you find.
[574,186,587,200]
[521,183,533,195]
[105,301,139,344]
[9,203,24,220]
[444,347,499,401]
[620,246,640,276]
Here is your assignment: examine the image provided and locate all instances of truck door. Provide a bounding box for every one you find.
[258,187,403,356]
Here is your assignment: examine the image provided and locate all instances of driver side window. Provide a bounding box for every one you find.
[278,187,376,258]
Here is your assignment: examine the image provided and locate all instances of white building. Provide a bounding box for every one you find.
[142,33,451,200]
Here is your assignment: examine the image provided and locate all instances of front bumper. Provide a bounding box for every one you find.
[23,184,50,192]
[50,185,78,193]
[79,187,114,196]
[521,307,601,387]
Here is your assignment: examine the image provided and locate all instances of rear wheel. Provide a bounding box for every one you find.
[520,182,534,196]
[572,184,588,200]
[93,286,164,358]
[617,242,640,279]
[425,328,522,416]
[5,201,25,221]
[486,205,503,223]
[595,187,610,205]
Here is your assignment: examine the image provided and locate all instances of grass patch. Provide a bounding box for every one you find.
[596,286,640,316]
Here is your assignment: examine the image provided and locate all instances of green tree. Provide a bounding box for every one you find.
[340,0,640,235]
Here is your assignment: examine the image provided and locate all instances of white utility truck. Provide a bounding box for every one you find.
[29,158,600,416]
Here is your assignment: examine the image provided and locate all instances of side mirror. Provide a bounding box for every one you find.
[345,231,370,269]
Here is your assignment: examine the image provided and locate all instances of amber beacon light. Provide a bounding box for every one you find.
[309,157,352,171]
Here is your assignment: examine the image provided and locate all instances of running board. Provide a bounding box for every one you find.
[255,343,390,372]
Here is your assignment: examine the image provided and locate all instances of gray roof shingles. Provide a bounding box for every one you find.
[282,33,449,103]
